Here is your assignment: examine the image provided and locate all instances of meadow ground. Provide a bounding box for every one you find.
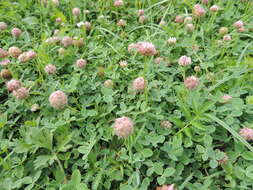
[1,0,253,189]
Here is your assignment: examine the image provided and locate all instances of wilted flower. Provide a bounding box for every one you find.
[45,37,60,44]
[0,69,12,80]
[114,0,123,7]
[0,22,7,30]
[84,21,91,30]
[184,76,199,90]
[133,77,145,92]
[51,0,59,6]
[219,27,228,35]
[193,4,206,17]
[119,60,127,68]
[201,0,209,5]
[58,48,66,55]
[210,5,219,12]
[18,52,30,62]
[217,151,229,165]
[13,87,29,100]
[239,127,253,141]
[234,20,244,28]
[117,19,126,27]
[104,79,114,88]
[83,9,90,14]
[223,35,231,41]
[167,37,177,45]
[178,55,191,66]
[186,23,194,32]
[72,7,81,16]
[49,90,68,109]
[75,59,87,68]
[44,64,56,75]
[160,120,172,128]
[62,36,73,47]
[175,15,184,23]
[31,104,40,112]
[0,48,8,58]
[8,46,22,58]
[113,116,133,138]
[155,57,163,64]
[73,38,84,47]
[194,66,201,72]
[139,15,146,23]
[137,9,145,16]
[11,28,22,38]
[6,79,21,92]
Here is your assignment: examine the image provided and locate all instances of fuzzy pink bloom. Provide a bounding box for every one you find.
[139,15,146,23]
[223,35,231,41]
[11,28,22,38]
[0,59,10,66]
[210,5,219,12]
[175,15,184,23]
[167,37,177,45]
[75,59,87,68]
[51,0,59,6]
[8,46,22,58]
[49,90,68,109]
[55,17,62,23]
[26,50,36,59]
[62,36,73,47]
[201,0,209,5]
[117,19,126,27]
[184,16,192,23]
[239,128,253,141]
[0,22,7,30]
[137,9,145,16]
[157,184,175,190]
[72,8,81,16]
[113,116,133,138]
[160,120,172,128]
[6,79,21,92]
[133,77,145,91]
[184,76,199,90]
[193,4,206,17]
[222,94,232,102]
[186,23,194,32]
[44,64,56,75]
[58,48,66,54]
[178,55,191,66]
[0,48,8,58]
[114,0,123,7]
[119,60,127,68]
[13,87,29,100]
[234,20,244,28]
[104,79,114,88]
[237,27,245,32]
[135,42,157,56]
[155,57,163,64]
[219,27,228,35]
